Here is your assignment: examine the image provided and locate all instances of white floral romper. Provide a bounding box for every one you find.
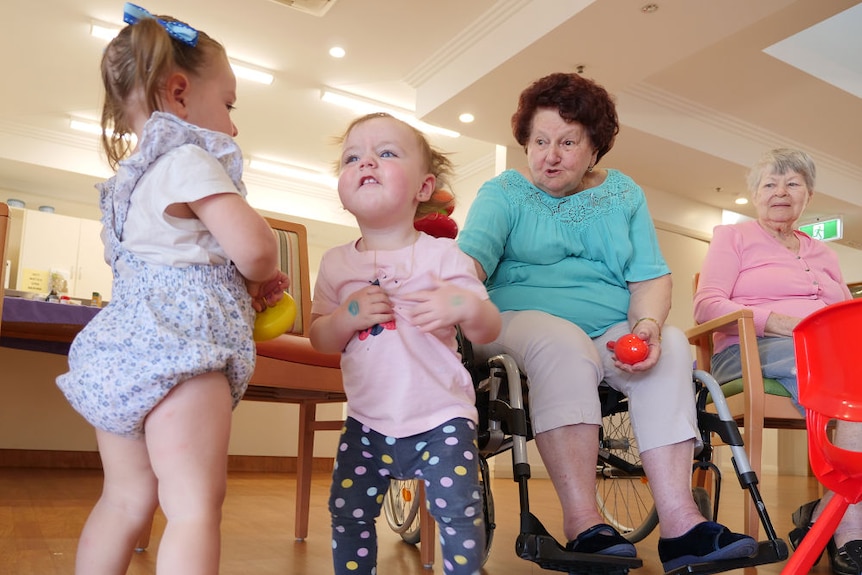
[57,113,256,438]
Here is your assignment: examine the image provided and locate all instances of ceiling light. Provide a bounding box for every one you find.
[329,46,346,58]
[70,117,137,145]
[70,118,107,136]
[320,89,460,138]
[87,23,274,86]
[458,113,475,124]
[734,197,749,205]
[230,61,275,85]
[90,21,122,41]
[247,158,337,187]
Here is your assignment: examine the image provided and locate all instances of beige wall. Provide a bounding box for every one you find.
[2,156,858,466]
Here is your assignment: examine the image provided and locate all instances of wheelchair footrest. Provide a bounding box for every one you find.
[664,539,788,575]
[516,532,643,574]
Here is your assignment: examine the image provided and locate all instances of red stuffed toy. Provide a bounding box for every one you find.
[414,189,458,239]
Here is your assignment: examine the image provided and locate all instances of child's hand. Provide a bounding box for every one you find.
[309,284,394,354]
[401,280,480,333]
[339,284,394,332]
[247,270,290,312]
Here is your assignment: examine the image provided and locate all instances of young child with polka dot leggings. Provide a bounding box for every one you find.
[331,418,483,573]
[309,113,502,575]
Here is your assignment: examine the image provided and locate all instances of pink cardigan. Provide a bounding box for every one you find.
[694,220,851,355]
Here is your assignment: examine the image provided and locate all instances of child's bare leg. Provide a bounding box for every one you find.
[75,431,158,575]
[145,372,233,575]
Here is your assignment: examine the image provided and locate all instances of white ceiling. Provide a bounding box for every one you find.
[3,0,862,250]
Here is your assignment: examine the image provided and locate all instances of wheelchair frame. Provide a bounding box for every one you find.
[384,350,791,574]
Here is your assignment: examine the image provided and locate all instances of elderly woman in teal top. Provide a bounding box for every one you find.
[457,72,757,572]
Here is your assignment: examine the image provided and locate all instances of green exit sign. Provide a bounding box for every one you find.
[798,217,843,242]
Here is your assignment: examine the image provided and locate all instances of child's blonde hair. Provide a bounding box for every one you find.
[99,15,226,169]
[335,113,456,219]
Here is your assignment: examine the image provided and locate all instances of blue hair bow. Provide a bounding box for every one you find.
[123,3,199,47]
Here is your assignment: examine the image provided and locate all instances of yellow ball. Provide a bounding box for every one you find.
[253,292,297,342]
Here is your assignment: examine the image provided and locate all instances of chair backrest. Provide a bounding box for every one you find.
[0,202,9,325]
[794,299,862,421]
[794,298,862,502]
[265,216,312,338]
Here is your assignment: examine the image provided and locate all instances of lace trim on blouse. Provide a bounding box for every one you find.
[499,169,640,226]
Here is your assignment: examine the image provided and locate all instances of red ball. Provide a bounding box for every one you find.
[606,333,649,364]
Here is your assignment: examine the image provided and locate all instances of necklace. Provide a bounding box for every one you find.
[371,239,417,292]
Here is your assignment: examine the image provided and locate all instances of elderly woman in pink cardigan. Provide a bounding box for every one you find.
[694,147,857,575]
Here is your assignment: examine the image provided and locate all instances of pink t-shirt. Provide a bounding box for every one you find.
[694,219,850,354]
[312,233,490,438]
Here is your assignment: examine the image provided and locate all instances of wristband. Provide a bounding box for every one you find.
[632,317,662,341]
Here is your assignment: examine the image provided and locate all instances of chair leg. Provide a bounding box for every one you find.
[295,401,316,541]
[742,421,763,541]
[781,496,849,574]
[418,480,436,568]
[135,513,155,552]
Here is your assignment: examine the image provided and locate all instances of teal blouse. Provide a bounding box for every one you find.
[457,169,669,337]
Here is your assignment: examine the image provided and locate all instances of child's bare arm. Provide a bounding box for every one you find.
[189,192,278,282]
[309,284,394,353]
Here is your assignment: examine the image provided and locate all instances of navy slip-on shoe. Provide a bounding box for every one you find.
[565,523,638,558]
[658,521,758,572]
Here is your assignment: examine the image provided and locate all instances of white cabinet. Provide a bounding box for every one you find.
[16,210,112,300]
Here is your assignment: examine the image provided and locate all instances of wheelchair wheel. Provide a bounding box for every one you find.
[383,478,422,545]
[382,461,496,563]
[596,407,658,543]
[479,455,495,565]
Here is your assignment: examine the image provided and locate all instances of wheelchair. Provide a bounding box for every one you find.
[382,343,791,575]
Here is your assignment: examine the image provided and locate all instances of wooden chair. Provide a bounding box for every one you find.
[687,274,805,540]
[137,216,346,550]
[244,216,346,542]
[252,217,434,566]
[135,216,441,565]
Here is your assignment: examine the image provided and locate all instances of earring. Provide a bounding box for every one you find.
[587,164,594,172]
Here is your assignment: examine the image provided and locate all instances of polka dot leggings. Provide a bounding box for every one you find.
[330,417,485,575]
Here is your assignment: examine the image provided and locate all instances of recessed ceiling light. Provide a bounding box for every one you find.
[734,197,749,205]
[329,46,346,58]
[230,60,275,85]
[459,113,475,124]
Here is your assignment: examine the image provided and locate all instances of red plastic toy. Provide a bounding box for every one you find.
[606,333,649,364]
[414,188,458,238]
[414,212,458,238]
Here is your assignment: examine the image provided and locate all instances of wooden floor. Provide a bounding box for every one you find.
[0,464,831,574]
